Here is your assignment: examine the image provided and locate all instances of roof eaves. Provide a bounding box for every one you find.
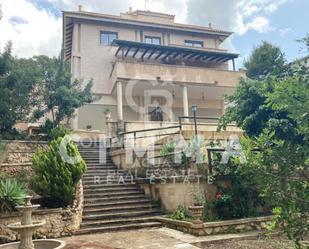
[62,11,233,37]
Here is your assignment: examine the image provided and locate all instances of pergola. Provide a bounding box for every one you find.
[112,39,239,70]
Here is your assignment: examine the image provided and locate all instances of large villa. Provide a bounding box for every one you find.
[1,2,308,248]
[63,7,245,137]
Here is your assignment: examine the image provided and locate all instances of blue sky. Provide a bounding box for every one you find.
[232,0,309,66]
[0,0,308,67]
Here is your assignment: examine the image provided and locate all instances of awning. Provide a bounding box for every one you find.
[112,39,239,63]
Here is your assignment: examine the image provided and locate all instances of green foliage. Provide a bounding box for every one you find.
[32,54,96,126]
[0,178,27,212]
[244,41,286,80]
[210,153,265,219]
[160,142,176,156]
[30,137,86,207]
[40,120,70,141]
[49,126,70,140]
[0,42,41,135]
[170,205,191,221]
[219,38,309,247]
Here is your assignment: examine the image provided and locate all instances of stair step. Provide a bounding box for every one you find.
[84,190,144,199]
[76,222,161,235]
[84,195,148,203]
[83,179,136,185]
[83,205,159,218]
[84,186,140,193]
[84,169,119,173]
[83,210,161,221]
[81,217,158,228]
[83,183,136,189]
[84,199,152,208]
[83,203,158,213]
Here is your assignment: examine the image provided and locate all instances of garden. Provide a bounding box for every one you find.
[158,39,309,248]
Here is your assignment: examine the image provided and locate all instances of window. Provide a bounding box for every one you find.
[144,36,161,45]
[100,31,118,45]
[184,40,204,48]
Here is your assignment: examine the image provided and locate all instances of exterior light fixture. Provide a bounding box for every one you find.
[191,105,198,136]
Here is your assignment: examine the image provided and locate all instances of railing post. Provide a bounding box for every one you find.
[178,117,182,131]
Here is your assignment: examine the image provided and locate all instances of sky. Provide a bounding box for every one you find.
[0,0,308,68]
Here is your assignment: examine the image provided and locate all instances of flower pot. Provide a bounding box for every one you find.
[189,205,203,224]
[105,112,112,122]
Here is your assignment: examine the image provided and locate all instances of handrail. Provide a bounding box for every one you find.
[118,125,181,136]
[111,125,182,149]
[178,116,220,121]
[178,116,220,131]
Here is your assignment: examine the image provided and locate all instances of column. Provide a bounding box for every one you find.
[182,85,189,117]
[116,81,123,121]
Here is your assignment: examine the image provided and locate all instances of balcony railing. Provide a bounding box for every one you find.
[111,61,246,90]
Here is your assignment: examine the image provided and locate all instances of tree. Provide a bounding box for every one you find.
[219,40,309,247]
[33,53,96,127]
[244,41,286,80]
[30,137,86,207]
[0,42,40,136]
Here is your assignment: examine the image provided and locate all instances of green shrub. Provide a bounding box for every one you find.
[30,137,86,207]
[40,120,70,141]
[160,142,176,156]
[49,126,70,140]
[0,178,27,212]
[170,205,191,220]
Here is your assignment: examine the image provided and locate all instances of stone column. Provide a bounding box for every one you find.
[182,85,189,117]
[116,81,123,121]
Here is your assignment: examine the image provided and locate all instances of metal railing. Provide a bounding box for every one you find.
[178,116,220,131]
[110,116,221,149]
[110,125,181,149]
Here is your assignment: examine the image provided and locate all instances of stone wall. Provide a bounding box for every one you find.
[0,141,48,176]
[140,180,217,212]
[156,216,272,236]
[0,181,83,243]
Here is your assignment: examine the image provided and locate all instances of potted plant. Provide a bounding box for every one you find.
[104,108,112,121]
[86,125,92,130]
[189,188,206,224]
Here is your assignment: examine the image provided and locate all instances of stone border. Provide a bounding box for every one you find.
[156,216,273,236]
[0,181,83,242]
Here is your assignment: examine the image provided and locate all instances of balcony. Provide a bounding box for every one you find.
[110,60,245,92]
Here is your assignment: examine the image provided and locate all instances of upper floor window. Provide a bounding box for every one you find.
[100,31,118,45]
[185,40,204,48]
[144,36,161,45]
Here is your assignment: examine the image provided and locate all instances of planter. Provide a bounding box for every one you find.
[105,111,112,122]
[189,205,203,224]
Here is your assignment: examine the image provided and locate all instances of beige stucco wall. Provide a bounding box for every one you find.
[141,181,217,212]
[70,16,243,132]
[71,21,235,95]
[112,61,245,90]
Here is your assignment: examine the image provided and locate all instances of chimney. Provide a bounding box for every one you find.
[208,22,212,28]
[129,7,132,13]
[78,5,82,12]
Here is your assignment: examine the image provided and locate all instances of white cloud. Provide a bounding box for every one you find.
[0,0,62,57]
[236,16,272,35]
[0,0,290,58]
[186,0,290,36]
[279,27,292,37]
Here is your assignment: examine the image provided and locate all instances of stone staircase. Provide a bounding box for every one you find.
[76,142,162,234]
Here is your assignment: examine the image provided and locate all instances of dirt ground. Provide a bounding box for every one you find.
[200,239,293,249]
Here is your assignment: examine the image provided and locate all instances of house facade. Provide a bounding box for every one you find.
[63,7,245,135]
